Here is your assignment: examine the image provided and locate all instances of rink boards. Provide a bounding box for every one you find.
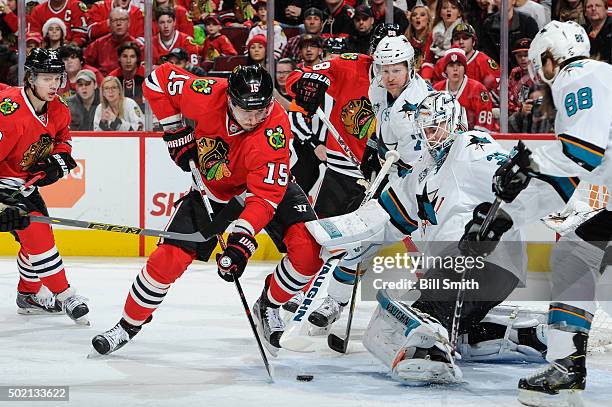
[0,132,557,268]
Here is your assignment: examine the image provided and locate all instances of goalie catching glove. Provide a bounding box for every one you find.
[459,202,513,257]
[492,141,536,203]
[0,193,30,232]
[293,72,330,116]
[29,152,77,187]
[216,232,258,282]
[163,125,198,172]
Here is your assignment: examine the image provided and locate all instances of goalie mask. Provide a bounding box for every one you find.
[527,21,590,86]
[414,91,463,161]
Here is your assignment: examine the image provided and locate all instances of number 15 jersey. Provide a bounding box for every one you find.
[143,63,293,234]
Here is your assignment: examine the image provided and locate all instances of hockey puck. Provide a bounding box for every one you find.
[296,375,314,382]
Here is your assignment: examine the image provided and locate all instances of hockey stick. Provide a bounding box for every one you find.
[188,160,273,382]
[280,150,400,353]
[28,215,216,242]
[8,174,45,199]
[448,196,504,351]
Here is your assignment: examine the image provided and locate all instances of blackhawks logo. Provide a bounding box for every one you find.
[197,137,232,181]
[265,126,286,150]
[0,97,19,116]
[339,53,359,61]
[20,133,53,171]
[191,79,216,94]
[341,97,376,140]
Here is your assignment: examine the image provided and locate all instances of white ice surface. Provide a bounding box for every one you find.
[1,257,611,407]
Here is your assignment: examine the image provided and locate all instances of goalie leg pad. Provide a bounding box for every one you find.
[363,289,462,385]
[457,305,548,363]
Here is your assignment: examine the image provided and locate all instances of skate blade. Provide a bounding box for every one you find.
[518,389,584,407]
[86,347,105,359]
[73,316,91,326]
[279,324,317,352]
[17,308,64,315]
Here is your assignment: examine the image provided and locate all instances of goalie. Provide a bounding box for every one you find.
[305,92,573,384]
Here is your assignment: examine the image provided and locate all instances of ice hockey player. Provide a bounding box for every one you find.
[0,48,89,324]
[91,64,323,356]
[282,24,400,316]
[475,21,612,406]
[306,34,433,331]
[306,91,562,384]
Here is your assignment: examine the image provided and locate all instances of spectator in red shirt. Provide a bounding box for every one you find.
[87,0,144,41]
[201,14,237,61]
[108,41,145,109]
[26,32,44,55]
[42,18,67,50]
[28,0,88,47]
[152,6,200,64]
[58,44,105,98]
[84,7,142,75]
[246,34,267,66]
[508,38,534,114]
[433,48,495,131]
[152,0,194,36]
[0,0,19,49]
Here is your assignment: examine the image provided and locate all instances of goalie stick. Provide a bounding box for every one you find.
[189,160,273,382]
[280,150,400,353]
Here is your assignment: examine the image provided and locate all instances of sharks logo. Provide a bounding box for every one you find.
[416,183,441,225]
[466,135,491,150]
[399,100,419,116]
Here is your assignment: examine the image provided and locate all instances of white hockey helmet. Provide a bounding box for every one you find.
[527,20,590,86]
[373,35,416,82]
[414,91,463,158]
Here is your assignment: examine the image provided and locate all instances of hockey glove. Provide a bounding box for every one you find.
[360,136,382,182]
[492,141,535,203]
[29,152,77,187]
[162,125,198,172]
[216,232,258,282]
[0,193,30,232]
[293,72,330,116]
[459,202,514,257]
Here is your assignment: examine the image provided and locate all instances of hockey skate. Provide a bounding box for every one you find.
[518,334,587,407]
[91,319,143,356]
[308,295,344,328]
[57,288,90,325]
[16,290,62,315]
[253,296,284,357]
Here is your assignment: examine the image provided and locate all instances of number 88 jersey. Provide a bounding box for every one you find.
[143,63,293,234]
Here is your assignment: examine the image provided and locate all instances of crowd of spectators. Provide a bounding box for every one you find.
[0,0,610,132]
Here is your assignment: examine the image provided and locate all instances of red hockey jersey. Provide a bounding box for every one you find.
[286,53,375,178]
[143,63,292,233]
[0,87,72,185]
[152,31,200,65]
[28,0,88,46]
[434,75,495,132]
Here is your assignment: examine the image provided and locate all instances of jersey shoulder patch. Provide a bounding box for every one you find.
[264,126,287,150]
[0,97,19,116]
[78,1,88,12]
[339,53,359,61]
[190,78,216,94]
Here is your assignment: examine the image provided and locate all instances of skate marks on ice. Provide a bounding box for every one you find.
[1,258,612,407]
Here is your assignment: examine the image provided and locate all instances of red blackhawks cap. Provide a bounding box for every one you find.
[441,48,467,71]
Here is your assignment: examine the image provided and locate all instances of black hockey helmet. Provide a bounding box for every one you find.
[25,48,65,74]
[323,37,350,55]
[369,23,401,55]
[227,65,273,110]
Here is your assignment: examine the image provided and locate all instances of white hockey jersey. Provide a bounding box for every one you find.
[377,131,530,279]
[369,74,433,182]
[505,59,612,224]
